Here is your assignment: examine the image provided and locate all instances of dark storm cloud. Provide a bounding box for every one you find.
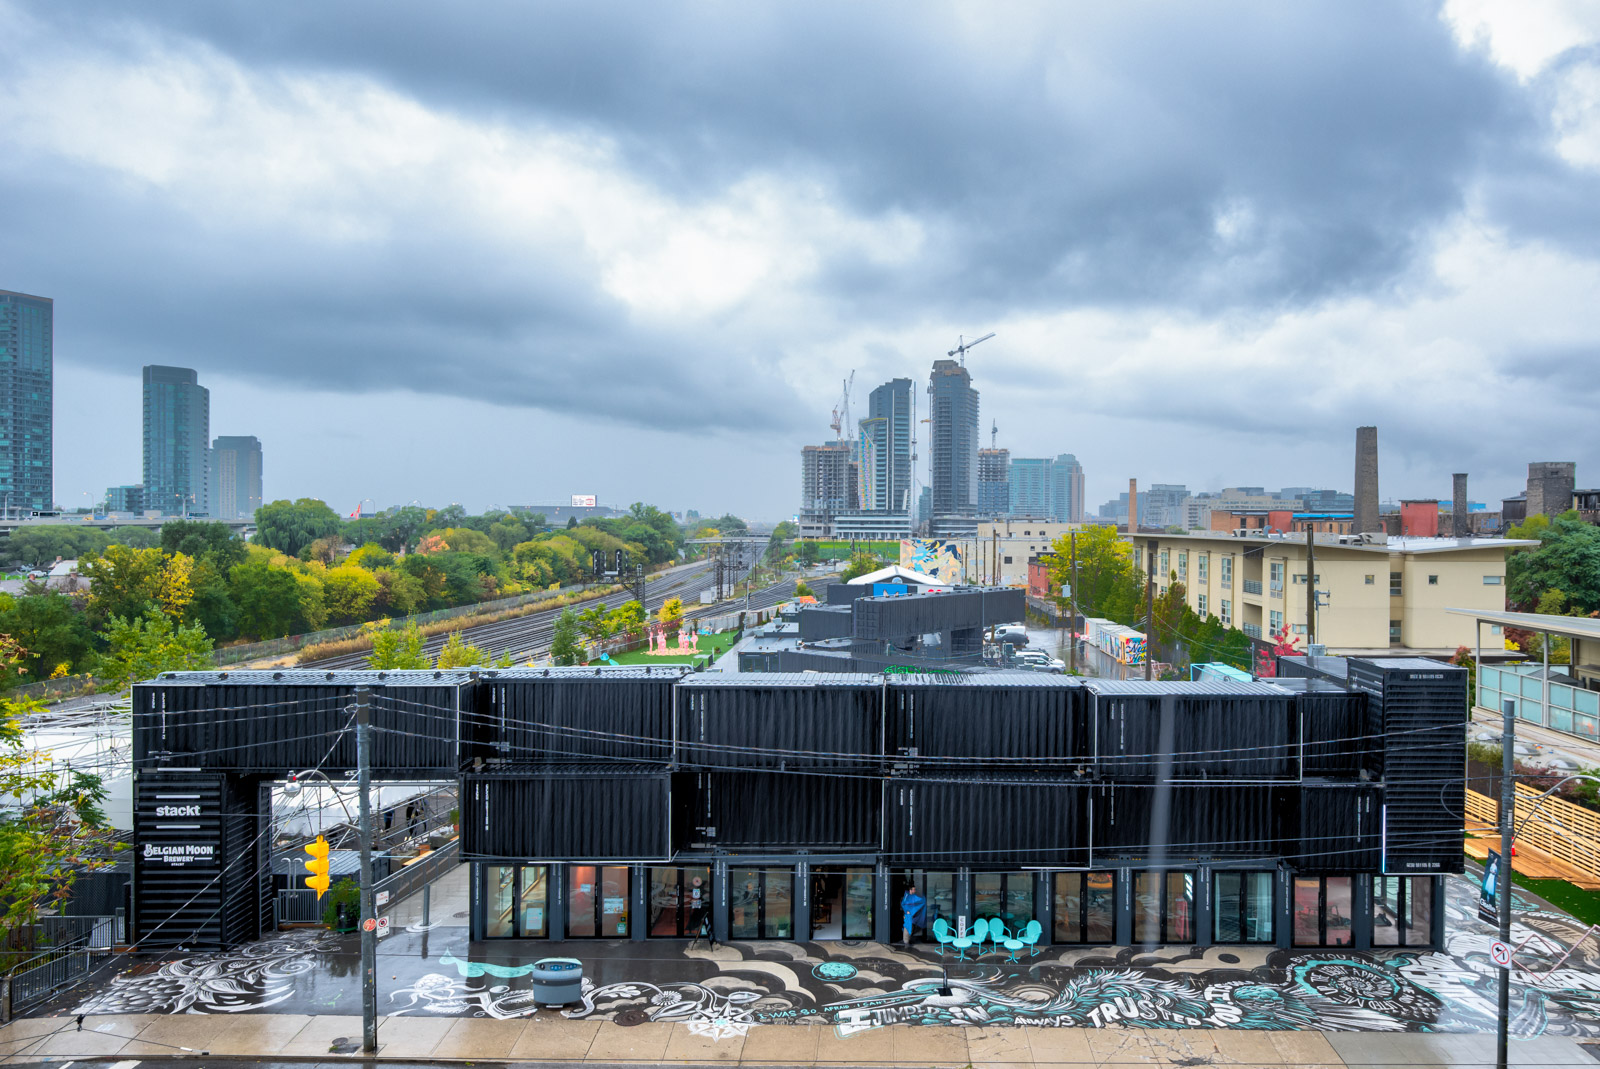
[36,0,1537,314]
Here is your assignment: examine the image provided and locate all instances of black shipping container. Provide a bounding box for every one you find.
[886,777,1087,865]
[676,674,882,769]
[1297,784,1381,871]
[1091,784,1288,859]
[1347,658,1466,874]
[827,583,875,605]
[886,674,1087,766]
[466,667,684,767]
[692,771,882,850]
[799,606,855,642]
[852,588,1026,642]
[1086,681,1298,780]
[462,767,671,861]
[133,773,267,949]
[133,671,470,775]
[1270,678,1367,777]
[1276,655,1350,684]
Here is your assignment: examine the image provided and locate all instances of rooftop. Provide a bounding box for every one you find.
[1447,607,1600,643]
[1136,531,1537,554]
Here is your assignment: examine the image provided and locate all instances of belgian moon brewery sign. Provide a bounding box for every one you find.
[141,842,215,866]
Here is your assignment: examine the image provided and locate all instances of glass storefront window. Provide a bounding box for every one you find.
[486,865,548,938]
[844,867,874,939]
[1134,871,1194,944]
[649,866,712,938]
[1373,876,1432,947]
[1054,871,1115,944]
[892,870,955,940]
[1214,871,1274,944]
[1293,876,1353,947]
[568,865,630,939]
[973,872,1034,930]
[730,868,793,940]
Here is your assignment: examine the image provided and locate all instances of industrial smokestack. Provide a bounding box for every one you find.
[1354,427,1379,534]
[1452,473,1469,538]
[1129,478,1138,533]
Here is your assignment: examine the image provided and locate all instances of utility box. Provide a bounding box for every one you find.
[530,957,584,1006]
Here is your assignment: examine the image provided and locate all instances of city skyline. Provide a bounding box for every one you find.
[8,3,1600,518]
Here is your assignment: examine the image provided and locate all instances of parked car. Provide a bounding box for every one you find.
[1013,650,1065,673]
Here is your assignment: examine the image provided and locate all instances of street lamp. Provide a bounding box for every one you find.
[283,768,358,830]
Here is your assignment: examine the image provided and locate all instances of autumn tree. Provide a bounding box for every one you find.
[99,610,215,691]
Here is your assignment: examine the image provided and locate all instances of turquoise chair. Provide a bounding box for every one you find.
[990,920,1025,963]
[931,917,955,958]
[1018,919,1044,958]
[950,918,987,961]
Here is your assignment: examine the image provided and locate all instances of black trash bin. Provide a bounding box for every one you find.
[335,903,358,932]
[529,957,584,1006]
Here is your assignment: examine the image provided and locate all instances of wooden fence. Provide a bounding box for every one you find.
[1466,784,1600,881]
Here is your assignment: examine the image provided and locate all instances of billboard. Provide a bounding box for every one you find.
[900,539,964,584]
[570,494,598,508]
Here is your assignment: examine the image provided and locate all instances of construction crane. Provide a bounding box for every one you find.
[991,420,999,449]
[828,370,856,440]
[949,332,995,367]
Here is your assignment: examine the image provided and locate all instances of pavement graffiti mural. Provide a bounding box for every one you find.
[64,875,1600,1043]
[73,930,343,1015]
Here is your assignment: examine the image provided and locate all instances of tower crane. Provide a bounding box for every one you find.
[828,370,856,440]
[991,420,999,449]
[949,332,995,367]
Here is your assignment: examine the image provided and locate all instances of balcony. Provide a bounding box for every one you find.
[1242,579,1263,596]
[1242,622,1262,639]
[1480,665,1600,741]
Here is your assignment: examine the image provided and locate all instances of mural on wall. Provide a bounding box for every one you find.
[900,539,964,584]
[67,877,1600,1044]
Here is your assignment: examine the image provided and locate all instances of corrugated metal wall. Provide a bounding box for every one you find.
[886,678,1087,765]
[799,606,855,641]
[1298,783,1381,871]
[132,773,265,949]
[467,669,682,766]
[853,588,1025,641]
[886,778,1087,865]
[1091,784,1289,858]
[677,677,882,769]
[462,769,671,860]
[695,771,882,850]
[1086,683,1297,779]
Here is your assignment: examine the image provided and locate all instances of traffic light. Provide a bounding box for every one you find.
[592,549,605,575]
[304,835,332,899]
[614,549,626,572]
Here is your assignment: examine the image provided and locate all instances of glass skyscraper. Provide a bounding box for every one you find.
[928,360,979,516]
[143,365,210,516]
[0,290,53,513]
[211,435,263,521]
[861,377,913,513]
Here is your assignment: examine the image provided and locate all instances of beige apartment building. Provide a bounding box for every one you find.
[1129,531,1536,655]
[974,520,1085,586]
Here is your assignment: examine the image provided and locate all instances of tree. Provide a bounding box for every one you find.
[841,550,889,582]
[322,566,382,625]
[0,683,117,952]
[795,580,814,598]
[377,506,429,554]
[230,556,309,639]
[346,543,395,570]
[1045,526,1141,625]
[98,610,215,691]
[79,545,175,626]
[1506,516,1600,615]
[160,520,247,571]
[372,566,426,617]
[1254,624,1301,678]
[659,597,685,628]
[566,515,579,529]
[606,600,646,636]
[550,608,582,666]
[3,527,114,569]
[253,499,342,558]
[368,622,430,669]
[578,602,611,644]
[797,541,820,566]
[0,593,96,683]
[429,527,498,556]
[435,631,491,669]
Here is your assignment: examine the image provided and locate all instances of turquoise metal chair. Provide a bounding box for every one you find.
[1018,919,1044,958]
[990,920,1025,963]
[931,917,955,958]
[950,917,987,961]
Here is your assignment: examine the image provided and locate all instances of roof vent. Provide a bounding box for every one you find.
[272,671,283,680]
[543,669,550,677]
[218,671,228,679]
[325,672,335,681]
[433,671,442,679]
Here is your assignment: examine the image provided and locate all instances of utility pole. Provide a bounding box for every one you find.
[1305,528,1316,647]
[1497,696,1514,1069]
[1144,539,1157,681]
[1069,531,1078,677]
[356,687,377,1054]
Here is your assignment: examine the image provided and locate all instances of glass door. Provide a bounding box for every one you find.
[891,869,955,941]
[1213,871,1273,944]
[1053,871,1115,944]
[1293,876,1353,946]
[486,865,548,938]
[1373,876,1432,947]
[568,864,631,938]
[1134,871,1194,944]
[729,867,793,940]
[648,866,712,937]
[973,872,1035,930]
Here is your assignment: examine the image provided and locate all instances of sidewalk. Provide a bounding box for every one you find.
[4,1013,1594,1065]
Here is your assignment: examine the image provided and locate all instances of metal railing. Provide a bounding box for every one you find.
[8,942,92,1012]
[1242,579,1263,595]
[277,840,459,928]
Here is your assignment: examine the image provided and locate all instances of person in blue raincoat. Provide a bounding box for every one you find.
[900,884,926,946]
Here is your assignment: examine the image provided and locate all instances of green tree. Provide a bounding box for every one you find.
[797,541,820,566]
[841,551,887,582]
[78,545,170,626]
[322,565,382,625]
[368,622,430,669]
[377,506,429,554]
[372,566,426,617]
[160,520,247,570]
[1507,516,1600,615]
[0,593,96,684]
[3,527,114,569]
[578,602,611,644]
[566,515,579,529]
[98,610,214,691]
[229,557,305,639]
[346,543,395,570]
[795,580,814,599]
[550,608,582,666]
[253,499,342,558]
[1045,526,1142,625]
[435,631,491,669]
[606,600,646,635]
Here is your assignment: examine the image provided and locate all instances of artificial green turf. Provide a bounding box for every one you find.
[1467,850,1600,926]
[600,629,743,666]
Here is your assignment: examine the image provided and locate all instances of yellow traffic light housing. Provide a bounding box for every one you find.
[304,835,332,899]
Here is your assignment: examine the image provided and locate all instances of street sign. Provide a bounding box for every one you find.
[375,890,390,908]
[1490,940,1512,969]
[362,917,377,932]
[376,915,391,939]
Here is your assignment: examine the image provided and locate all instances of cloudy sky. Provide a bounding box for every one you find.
[4,0,1599,520]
